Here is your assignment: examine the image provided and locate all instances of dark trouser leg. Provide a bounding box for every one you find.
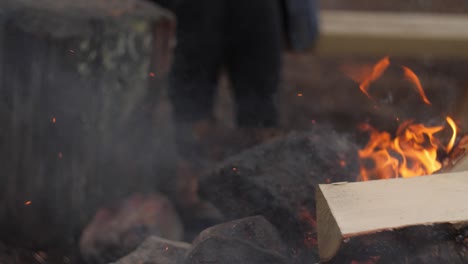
[226,0,283,128]
[168,1,225,124]
[166,1,228,217]
[168,1,227,160]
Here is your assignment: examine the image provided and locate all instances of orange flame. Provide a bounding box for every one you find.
[445,116,457,153]
[346,57,459,181]
[401,66,431,105]
[345,57,433,105]
[359,57,390,98]
[359,118,458,181]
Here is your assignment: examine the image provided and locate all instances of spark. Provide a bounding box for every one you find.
[339,160,346,167]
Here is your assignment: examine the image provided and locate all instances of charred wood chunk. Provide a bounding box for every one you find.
[199,128,360,261]
[112,236,191,264]
[79,193,183,263]
[186,216,290,264]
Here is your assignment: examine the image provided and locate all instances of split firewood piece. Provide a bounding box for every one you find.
[317,172,468,264]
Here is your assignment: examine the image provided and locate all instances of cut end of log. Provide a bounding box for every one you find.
[317,172,468,262]
[316,188,344,262]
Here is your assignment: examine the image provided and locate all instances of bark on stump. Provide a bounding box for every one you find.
[0,0,175,248]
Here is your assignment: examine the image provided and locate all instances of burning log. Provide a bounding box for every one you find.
[316,171,468,263]
[0,0,174,248]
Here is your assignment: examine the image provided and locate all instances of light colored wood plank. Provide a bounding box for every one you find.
[317,171,468,261]
[317,11,468,57]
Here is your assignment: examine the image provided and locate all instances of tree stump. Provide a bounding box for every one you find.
[0,0,175,249]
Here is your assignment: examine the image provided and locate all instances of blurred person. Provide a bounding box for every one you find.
[150,0,319,209]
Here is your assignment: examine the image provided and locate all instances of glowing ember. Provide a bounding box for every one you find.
[297,93,303,97]
[298,207,317,248]
[298,206,317,228]
[149,72,156,78]
[351,256,380,264]
[51,117,56,123]
[33,252,47,264]
[339,160,346,168]
[25,200,32,205]
[358,120,455,181]
[401,66,431,105]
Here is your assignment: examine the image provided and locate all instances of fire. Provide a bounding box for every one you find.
[358,56,390,99]
[446,116,457,153]
[352,57,460,181]
[344,57,433,105]
[401,66,431,105]
[358,120,456,181]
